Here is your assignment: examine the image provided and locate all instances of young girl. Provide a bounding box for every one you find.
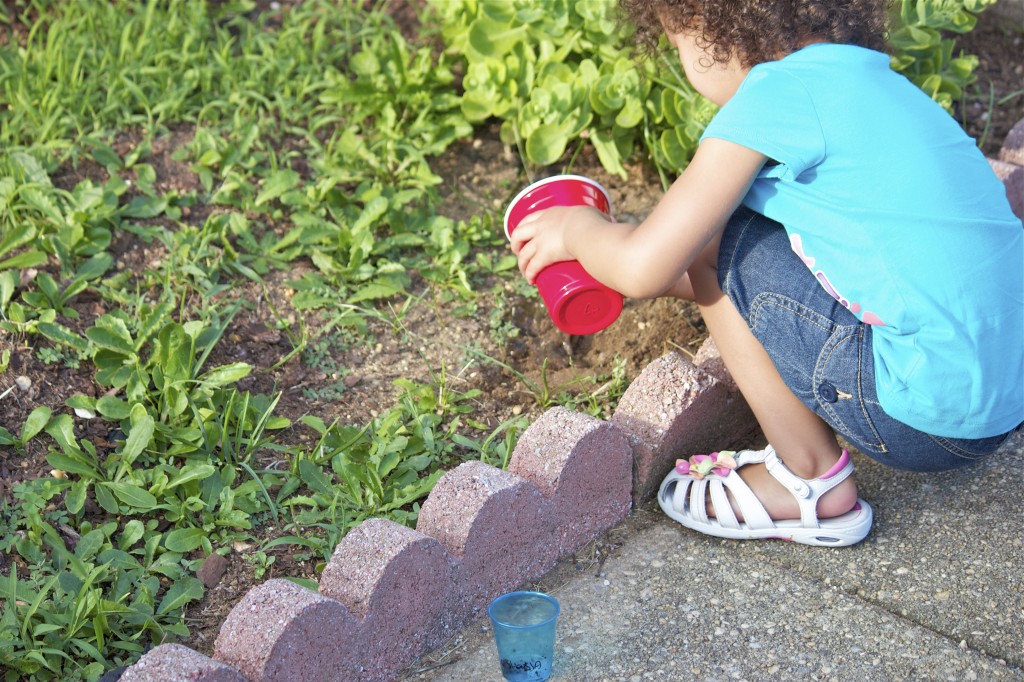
[509,0,1023,546]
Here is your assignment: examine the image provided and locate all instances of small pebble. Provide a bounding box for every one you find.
[15,376,31,391]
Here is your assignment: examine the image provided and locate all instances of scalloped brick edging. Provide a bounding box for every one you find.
[119,338,758,682]
[118,121,1024,681]
[120,644,248,682]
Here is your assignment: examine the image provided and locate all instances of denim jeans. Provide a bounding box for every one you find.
[717,207,1016,471]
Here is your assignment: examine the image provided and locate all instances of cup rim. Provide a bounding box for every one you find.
[487,590,561,629]
[503,174,612,241]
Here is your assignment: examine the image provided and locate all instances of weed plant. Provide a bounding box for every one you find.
[0,0,1001,679]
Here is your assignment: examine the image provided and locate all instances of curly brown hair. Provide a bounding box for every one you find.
[619,0,891,68]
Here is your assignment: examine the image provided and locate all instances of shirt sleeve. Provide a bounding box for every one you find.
[700,66,826,181]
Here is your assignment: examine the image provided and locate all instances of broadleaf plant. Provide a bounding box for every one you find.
[436,0,996,180]
[432,0,701,179]
[888,0,998,112]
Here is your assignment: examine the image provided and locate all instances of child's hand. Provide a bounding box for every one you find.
[508,205,611,284]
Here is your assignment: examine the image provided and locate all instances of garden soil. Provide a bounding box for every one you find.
[0,1,1021,665]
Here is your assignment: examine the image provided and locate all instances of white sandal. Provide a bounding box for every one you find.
[657,445,873,546]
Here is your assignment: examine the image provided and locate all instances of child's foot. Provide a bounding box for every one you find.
[707,449,860,522]
[657,445,873,546]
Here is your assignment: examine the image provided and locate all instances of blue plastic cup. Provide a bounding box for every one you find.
[487,591,560,682]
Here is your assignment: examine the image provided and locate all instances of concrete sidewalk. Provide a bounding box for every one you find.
[401,430,1024,682]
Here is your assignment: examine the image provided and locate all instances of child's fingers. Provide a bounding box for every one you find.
[509,233,524,255]
[516,241,537,282]
[508,222,537,255]
[516,235,552,285]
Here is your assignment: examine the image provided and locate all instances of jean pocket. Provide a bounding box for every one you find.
[748,292,833,389]
[814,325,887,455]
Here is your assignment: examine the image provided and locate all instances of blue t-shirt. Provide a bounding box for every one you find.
[701,43,1023,438]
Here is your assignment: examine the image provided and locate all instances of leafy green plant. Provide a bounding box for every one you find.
[21,254,112,318]
[1,477,201,681]
[5,326,522,677]
[317,7,471,186]
[643,54,720,183]
[35,344,89,369]
[265,368,517,563]
[243,549,277,580]
[888,0,998,111]
[0,152,119,274]
[431,0,705,178]
[0,405,50,455]
[300,330,359,401]
[558,354,630,419]
[2,0,351,149]
[1,315,293,678]
[293,413,443,530]
[450,415,529,471]
[1,1,513,679]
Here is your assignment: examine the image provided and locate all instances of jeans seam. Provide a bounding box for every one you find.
[720,209,758,295]
[853,326,887,453]
[927,434,991,460]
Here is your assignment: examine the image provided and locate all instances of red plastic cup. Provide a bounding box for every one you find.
[504,175,624,336]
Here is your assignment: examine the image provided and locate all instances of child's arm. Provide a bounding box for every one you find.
[510,138,767,299]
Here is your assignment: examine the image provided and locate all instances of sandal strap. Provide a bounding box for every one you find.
[689,476,708,525]
[707,479,738,529]
[716,472,776,530]
[674,470,776,531]
[764,446,854,527]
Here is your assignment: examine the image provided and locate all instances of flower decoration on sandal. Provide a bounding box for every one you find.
[674,451,738,480]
